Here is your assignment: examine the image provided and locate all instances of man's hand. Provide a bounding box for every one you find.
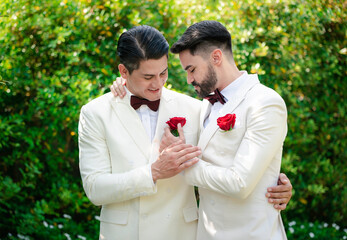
[159,123,185,152]
[152,140,201,182]
[266,173,293,210]
[110,77,127,98]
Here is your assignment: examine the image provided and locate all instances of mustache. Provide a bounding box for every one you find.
[191,81,200,87]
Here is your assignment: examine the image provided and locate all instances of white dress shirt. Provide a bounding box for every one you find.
[126,88,159,142]
[204,71,248,128]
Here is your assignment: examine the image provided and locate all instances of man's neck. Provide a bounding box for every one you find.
[216,62,242,91]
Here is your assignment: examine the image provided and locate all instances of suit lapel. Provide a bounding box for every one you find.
[150,88,176,161]
[220,74,259,116]
[152,88,175,143]
[199,99,211,133]
[198,74,260,151]
[110,94,152,159]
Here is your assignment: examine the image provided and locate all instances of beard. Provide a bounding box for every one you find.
[191,64,218,98]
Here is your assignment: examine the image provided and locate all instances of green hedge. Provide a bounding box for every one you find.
[0,0,346,239]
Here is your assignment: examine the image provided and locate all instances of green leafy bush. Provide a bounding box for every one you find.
[0,0,345,239]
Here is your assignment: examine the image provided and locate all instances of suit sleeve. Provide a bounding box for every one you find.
[184,96,287,199]
[78,105,157,206]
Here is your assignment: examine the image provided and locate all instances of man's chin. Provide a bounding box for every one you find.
[196,90,208,99]
[146,91,162,101]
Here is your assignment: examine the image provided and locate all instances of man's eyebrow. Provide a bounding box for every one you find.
[184,65,192,71]
[161,67,169,73]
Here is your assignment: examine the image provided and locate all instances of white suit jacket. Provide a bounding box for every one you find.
[185,74,288,240]
[79,88,201,240]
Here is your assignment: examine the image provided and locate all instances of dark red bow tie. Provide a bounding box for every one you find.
[130,95,160,111]
[204,89,226,105]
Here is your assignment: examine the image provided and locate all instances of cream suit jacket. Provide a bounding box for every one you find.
[79,88,201,240]
[185,74,288,240]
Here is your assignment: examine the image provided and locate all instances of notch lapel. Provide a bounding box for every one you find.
[150,88,176,161]
[199,99,211,133]
[109,95,152,160]
[198,74,260,151]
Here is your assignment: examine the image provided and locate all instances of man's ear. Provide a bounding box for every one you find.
[118,64,128,79]
[210,49,223,66]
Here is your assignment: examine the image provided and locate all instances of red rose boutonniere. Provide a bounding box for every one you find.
[166,117,186,137]
[217,114,236,131]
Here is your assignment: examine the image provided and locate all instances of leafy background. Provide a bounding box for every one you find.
[0,0,346,239]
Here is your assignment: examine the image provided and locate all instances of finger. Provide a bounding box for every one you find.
[267,183,292,193]
[110,85,119,97]
[120,77,126,86]
[167,139,184,149]
[160,128,180,153]
[274,203,287,210]
[278,173,289,185]
[267,197,289,204]
[162,127,179,144]
[113,79,124,98]
[266,190,292,198]
[160,136,173,152]
[177,147,201,164]
[116,77,127,97]
[163,126,173,137]
[178,157,199,170]
[177,124,186,142]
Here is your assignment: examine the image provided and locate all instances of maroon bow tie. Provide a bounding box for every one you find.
[204,89,226,105]
[130,95,160,111]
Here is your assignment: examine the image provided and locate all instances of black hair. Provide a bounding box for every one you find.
[117,25,169,74]
[170,20,232,56]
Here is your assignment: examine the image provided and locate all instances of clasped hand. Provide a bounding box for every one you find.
[152,139,201,182]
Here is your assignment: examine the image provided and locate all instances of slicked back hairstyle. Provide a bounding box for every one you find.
[170,20,233,57]
[117,25,169,74]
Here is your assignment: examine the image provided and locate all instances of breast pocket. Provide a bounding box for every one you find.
[208,126,246,163]
[184,131,199,146]
[217,126,245,146]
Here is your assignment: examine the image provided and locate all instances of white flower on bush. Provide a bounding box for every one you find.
[58,224,64,229]
[43,221,48,227]
[289,227,294,233]
[95,215,101,221]
[309,232,314,238]
[63,214,72,219]
[77,235,87,240]
[64,233,71,240]
[17,234,29,240]
[288,221,296,226]
[332,223,340,230]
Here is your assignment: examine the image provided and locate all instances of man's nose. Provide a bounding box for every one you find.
[152,75,163,86]
[186,73,194,84]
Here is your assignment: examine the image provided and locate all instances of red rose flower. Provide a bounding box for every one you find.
[217,114,236,131]
[166,117,186,136]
